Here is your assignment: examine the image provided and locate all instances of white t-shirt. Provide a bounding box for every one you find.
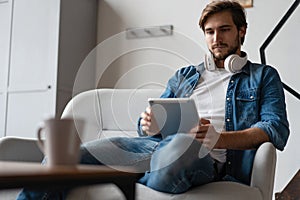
[190,68,232,163]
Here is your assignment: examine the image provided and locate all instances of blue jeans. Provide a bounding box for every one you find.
[16,134,217,200]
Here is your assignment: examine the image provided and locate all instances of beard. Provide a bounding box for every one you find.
[210,33,241,61]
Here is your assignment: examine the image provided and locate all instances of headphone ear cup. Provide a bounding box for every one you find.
[204,53,216,71]
[224,53,248,73]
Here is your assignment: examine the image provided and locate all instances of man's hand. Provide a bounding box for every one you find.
[189,118,223,150]
[189,119,270,150]
[140,107,159,136]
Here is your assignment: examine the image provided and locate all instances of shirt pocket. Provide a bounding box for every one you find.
[235,88,260,125]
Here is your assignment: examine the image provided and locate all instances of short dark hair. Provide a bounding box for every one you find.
[199,0,248,44]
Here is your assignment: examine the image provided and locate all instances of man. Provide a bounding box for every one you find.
[138,0,289,188]
[17,0,289,199]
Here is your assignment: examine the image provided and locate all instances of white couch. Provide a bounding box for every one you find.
[0,89,277,200]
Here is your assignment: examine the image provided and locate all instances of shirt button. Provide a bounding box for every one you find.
[226,97,230,101]
[226,118,231,122]
[228,161,231,165]
[230,80,235,83]
[250,96,254,99]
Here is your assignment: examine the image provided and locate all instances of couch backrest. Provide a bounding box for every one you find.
[61,89,163,142]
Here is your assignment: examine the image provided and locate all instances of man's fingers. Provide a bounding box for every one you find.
[195,132,206,139]
[141,125,149,132]
[146,106,151,114]
[140,118,151,127]
[140,111,148,119]
[200,118,210,125]
[190,124,209,133]
[141,111,151,121]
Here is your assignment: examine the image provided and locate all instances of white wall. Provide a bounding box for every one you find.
[96,0,209,89]
[250,0,300,195]
[96,0,300,195]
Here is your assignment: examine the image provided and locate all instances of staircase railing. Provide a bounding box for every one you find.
[260,0,300,100]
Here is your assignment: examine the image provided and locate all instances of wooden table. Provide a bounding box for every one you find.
[0,161,139,200]
[275,169,300,200]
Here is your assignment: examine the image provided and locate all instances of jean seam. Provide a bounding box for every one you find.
[170,169,214,193]
[125,142,159,165]
[126,154,152,165]
[170,177,190,193]
[41,192,49,200]
[190,169,215,186]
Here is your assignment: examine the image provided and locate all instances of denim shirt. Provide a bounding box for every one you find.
[137,61,289,185]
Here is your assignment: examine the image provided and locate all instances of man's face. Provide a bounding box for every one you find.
[204,11,246,63]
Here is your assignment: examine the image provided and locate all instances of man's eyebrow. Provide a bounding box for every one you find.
[219,24,232,29]
[205,24,233,31]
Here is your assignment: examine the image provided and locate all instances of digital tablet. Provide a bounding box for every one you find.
[148,98,199,138]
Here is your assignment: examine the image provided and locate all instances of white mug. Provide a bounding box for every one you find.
[37,118,84,166]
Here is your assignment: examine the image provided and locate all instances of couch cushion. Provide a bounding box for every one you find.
[66,182,263,200]
[136,182,262,200]
[62,89,163,143]
[61,90,103,143]
[98,89,163,131]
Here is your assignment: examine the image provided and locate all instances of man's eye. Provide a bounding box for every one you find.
[206,31,214,35]
[221,28,230,32]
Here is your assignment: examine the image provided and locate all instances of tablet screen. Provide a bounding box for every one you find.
[148,98,199,138]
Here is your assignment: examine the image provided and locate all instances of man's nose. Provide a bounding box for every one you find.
[213,31,222,43]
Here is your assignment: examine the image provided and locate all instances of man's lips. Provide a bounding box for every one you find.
[212,45,227,50]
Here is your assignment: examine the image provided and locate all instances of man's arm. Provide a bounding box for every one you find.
[190,119,270,150]
[217,127,269,150]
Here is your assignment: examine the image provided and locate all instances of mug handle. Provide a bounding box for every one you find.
[37,127,45,154]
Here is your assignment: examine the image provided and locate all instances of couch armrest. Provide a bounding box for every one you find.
[250,142,276,200]
[0,136,44,162]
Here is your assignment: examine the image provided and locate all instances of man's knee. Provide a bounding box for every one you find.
[79,146,101,165]
[152,134,201,170]
[141,166,191,194]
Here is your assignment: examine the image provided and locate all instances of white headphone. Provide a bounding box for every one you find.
[204,51,248,73]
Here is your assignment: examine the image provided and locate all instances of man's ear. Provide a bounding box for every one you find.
[239,26,247,45]
[239,26,247,38]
